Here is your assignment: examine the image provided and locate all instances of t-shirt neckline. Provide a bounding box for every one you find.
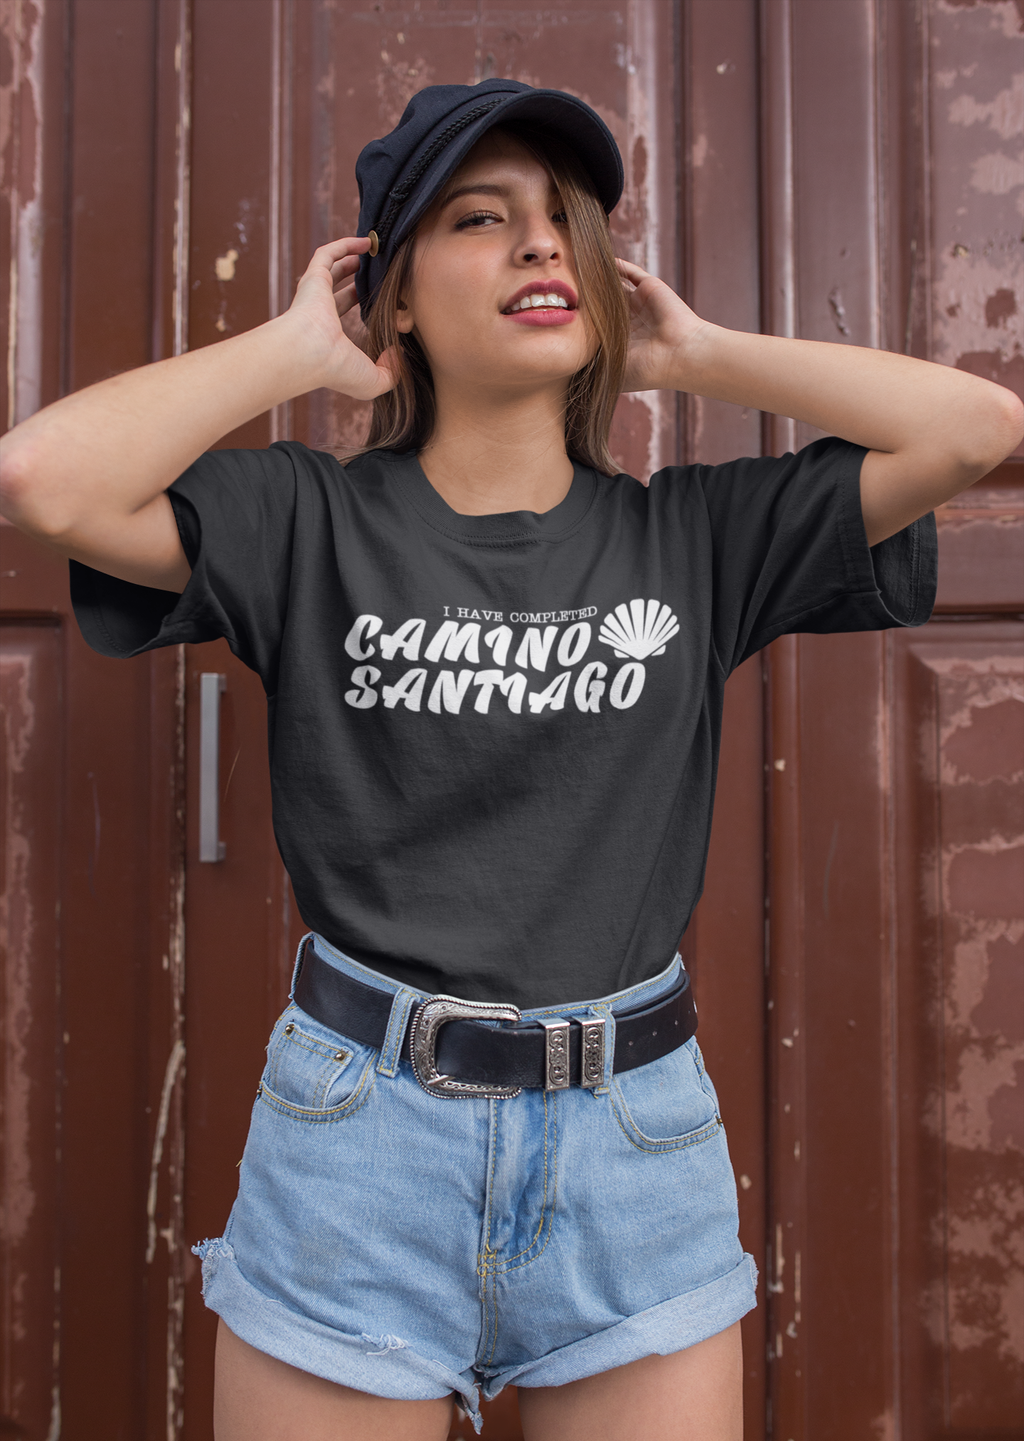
[384,448,598,544]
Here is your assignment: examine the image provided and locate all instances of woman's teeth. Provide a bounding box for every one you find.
[506,293,570,312]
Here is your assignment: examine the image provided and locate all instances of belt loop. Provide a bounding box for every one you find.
[540,1017,571,1090]
[289,933,315,1001]
[377,986,417,1077]
[585,1003,616,1094]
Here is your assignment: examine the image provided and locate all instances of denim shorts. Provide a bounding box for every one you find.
[194,934,757,1432]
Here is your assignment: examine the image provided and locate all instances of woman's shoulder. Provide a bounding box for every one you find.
[259,441,409,492]
[596,459,706,504]
[333,445,410,473]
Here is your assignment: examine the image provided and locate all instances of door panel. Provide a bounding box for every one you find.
[764,612,1024,1439]
[677,7,768,1427]
[0,529,186,1440]
[2,2,188,1432]
[684,655,767,1438]
[1,620,62,1441]
[894,624,1024,1436]
[180,640,299,1428]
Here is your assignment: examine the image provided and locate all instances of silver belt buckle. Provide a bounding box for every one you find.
[409,994,523,1099]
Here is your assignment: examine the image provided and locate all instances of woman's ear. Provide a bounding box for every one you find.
[395,297,414,334]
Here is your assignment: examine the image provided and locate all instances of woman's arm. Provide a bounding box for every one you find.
[0,238,393,591]
[618,259,1024,546]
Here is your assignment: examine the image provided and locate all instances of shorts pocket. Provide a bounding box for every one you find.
[257,1004,375,1123]
[610,1036,722,1153]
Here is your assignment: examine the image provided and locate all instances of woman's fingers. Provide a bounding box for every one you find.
[616,259,661,319]
[373,344,402,392]
[324,342,398,401]
[315,235,373,265]
[291,240,367,310]
[616,257,673,311]
[615,257,652,285]
[328,270,361,313]
[330,255,362,287]
[340,296,373,354]
[300,237,371,289]
[334,279,360,316]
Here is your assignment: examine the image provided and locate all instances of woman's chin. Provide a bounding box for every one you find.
[448,335,593,388]
[446,362,584,396]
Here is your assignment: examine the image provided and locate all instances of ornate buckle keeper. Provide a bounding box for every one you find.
[409,994,522,1099]
[540,1019,570,1090]
[580,1017,606,1088]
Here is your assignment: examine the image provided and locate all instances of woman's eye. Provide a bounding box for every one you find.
[455,210,501,230]
[552,210,568,225]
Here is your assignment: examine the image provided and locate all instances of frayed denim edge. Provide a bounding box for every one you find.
[479,1252,758,1402]
[190,1234,483,1433]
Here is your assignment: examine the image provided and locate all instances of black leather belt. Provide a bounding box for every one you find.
[293,939,697,1099]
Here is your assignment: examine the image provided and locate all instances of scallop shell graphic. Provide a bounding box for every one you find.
[599,599,680,660]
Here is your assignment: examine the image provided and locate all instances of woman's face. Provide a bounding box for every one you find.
[396,132,597,397]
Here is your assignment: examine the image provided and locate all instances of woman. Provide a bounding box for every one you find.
[1,80,1020,1441]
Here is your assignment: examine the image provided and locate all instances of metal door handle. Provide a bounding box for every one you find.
[199,672,226,861]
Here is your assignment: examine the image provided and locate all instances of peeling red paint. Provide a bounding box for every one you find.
[969,933,1024,1042]
[930,0,1024,459]
[916,643,1024,1426]
[1,650,38,1249]
[2,3,1019,1435]
[940,0,1024,34]
[946,840,1024,917]
[0,624,62,1439]
[943,694,1024,782]
[1,0,45,426]
[985,287,1018,328]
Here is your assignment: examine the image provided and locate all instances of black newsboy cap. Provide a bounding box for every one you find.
[354,79,624,316]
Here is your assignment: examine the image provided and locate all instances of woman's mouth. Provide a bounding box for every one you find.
[504,306,577,326]
[501,284,578,327]
[506,292,570,313]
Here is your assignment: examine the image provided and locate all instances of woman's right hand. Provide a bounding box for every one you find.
[286,238,399,401]
[0,236,401,589]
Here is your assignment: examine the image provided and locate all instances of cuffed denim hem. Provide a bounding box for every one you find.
[192,1236,483,1433]
[480,1252,758,1399]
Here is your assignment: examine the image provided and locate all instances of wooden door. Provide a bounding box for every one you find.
[2,3,1020,1439]
[747,4,1023,1434]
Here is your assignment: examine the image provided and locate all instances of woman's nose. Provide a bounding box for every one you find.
[519,221,562,265]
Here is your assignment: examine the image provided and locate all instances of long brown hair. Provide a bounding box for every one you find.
[353,122,630,476]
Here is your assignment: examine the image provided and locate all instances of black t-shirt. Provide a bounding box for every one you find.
[70,439,936,1008]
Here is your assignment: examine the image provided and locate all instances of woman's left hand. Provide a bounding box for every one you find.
[617,258,708,393]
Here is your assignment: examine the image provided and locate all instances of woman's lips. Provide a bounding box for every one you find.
[502,308,577,327]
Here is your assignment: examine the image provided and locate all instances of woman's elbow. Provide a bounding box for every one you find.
[956,380,1024,476]
[0,433,77,541]
[0,434,41,530]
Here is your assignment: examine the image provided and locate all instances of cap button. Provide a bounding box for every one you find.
[367,230,379,257]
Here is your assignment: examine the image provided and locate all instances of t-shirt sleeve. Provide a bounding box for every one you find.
[691,436,937,674]
[69,442,302,689]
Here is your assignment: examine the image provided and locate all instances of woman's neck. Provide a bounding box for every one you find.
[417,381,574,516]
